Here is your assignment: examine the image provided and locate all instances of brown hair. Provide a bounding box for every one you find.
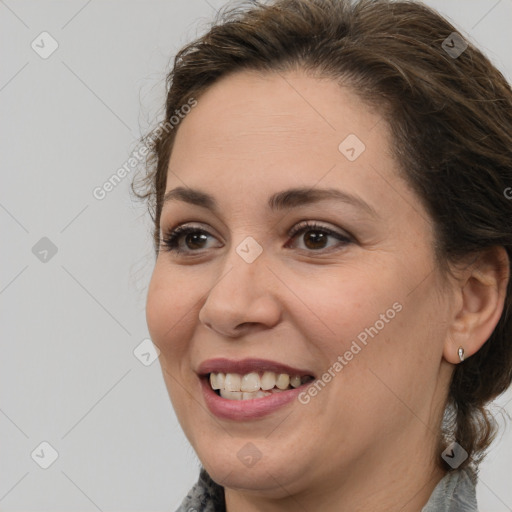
[134,0,512,469]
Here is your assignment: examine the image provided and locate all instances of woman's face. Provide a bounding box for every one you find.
[146,70,455,497]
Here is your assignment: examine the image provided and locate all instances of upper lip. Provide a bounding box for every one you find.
[197,358,315,377]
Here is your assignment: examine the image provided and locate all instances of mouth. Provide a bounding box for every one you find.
[198,358,316,402]
[207,371,315,400]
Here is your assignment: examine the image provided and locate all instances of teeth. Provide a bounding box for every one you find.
[220,389,272,400]
[243,390,270,400]
[225,373,242,392]
[290,375,301,388]
[260,371,276,390]
[276,373,290,390]
[209,370,310,396]
[241,372,261,392]
[209,372,225,390]
[220,389,242,400]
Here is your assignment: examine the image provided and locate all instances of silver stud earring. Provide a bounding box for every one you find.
[458,346,465,362]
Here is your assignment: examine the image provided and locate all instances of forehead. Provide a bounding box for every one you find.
[165,69,395,212]
[173,70,387,153]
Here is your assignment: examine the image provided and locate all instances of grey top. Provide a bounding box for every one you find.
[175,466,478,512]
[421,467,478,512]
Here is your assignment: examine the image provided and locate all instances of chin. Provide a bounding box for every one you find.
[192,437,312,498]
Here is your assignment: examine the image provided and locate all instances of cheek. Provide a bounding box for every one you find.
[145,264,200,363]
[287,263,439,405]
[286,264,403,354]
[146,266,203,427]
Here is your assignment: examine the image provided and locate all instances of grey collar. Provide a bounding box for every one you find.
[421,467,478,512]
[175,468,225,512]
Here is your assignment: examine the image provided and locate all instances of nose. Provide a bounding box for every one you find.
[198,250,282,338]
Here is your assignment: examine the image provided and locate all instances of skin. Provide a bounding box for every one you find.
[146,70,509,512]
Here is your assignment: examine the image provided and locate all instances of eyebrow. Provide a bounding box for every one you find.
[162,186,378,217]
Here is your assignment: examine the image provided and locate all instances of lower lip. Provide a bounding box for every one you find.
[200,377,309,420]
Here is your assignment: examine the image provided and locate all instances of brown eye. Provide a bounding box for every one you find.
[161,226,221,254]
[183,232,208,250]
[287,221,352,252]
[302,230,329,250]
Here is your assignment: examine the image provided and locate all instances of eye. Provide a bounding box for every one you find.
[160,224,222,254]
[160,221,352,256]
[285,221,352,252]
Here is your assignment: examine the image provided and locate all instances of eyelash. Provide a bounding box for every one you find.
[160,221,353,255]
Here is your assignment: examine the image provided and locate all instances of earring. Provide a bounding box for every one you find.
[458,346,465,362]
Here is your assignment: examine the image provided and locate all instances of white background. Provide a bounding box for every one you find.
[1,0,511,510]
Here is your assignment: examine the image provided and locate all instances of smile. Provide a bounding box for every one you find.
[197,358,316,419]
[209,371,314,400]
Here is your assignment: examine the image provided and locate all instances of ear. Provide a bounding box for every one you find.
[444,246,510,364]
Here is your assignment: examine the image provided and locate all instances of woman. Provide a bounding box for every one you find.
[135,0,512,510]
